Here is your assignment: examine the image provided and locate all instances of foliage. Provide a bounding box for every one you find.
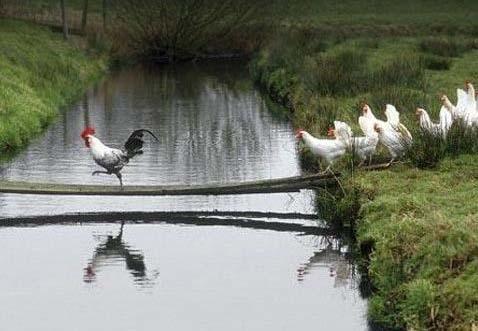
[419,37,474,58]
[404,129,446,169]
[422,55,452,71]
[112,0,275,61]
[251,18,478,330]
[0,19,105,152]
[356,156,478,330]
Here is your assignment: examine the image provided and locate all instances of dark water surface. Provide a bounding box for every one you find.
[0,61,369,330]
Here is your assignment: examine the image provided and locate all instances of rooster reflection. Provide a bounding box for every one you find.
[83,222,159,286]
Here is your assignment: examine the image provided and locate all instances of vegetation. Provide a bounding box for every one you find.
[250,3,478,329]
[0,19,106,153]
[356,156,478,331]
[111,0,274,61]
[1,0,477,329]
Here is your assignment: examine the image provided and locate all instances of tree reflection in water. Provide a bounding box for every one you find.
[296,236,356,289]
[83,222,159,287]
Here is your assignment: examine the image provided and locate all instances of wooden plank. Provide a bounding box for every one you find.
[0,211,329,235]
[0,173,338,196]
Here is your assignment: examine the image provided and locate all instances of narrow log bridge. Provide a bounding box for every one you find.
[0,211,331,235]
[0,172,338,196]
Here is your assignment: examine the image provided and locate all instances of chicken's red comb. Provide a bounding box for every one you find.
[81,127,95,139]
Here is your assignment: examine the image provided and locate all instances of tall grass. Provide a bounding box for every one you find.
[445,120,478,155]
[252,27,478,331]
[406,121,478,169]
[0,19,105,153]
[419,37,475,58]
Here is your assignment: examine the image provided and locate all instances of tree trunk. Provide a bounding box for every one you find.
[102,0,107,31]
[60,0,68,40]
[81,0,89,33]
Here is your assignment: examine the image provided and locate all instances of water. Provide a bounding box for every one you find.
[0,61,369,330]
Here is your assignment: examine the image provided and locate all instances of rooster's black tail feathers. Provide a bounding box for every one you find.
[124,129,159,158]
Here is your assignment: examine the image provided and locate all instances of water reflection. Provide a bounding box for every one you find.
[0,60,313,217]
[296,236,356,290]
[83,222,159,287]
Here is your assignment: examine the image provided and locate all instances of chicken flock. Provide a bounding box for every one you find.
[80,81,477,187]
[296,81,478,171]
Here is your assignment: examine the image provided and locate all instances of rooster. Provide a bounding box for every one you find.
[80,127,159,187]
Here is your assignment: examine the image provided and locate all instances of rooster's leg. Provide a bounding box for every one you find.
[115,172,123,188]
[92,171,109,176]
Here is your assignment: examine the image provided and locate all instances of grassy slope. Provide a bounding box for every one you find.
[0,19,106,154]
[357,156,478,330]
[251,2,478,329]
[284,0,478,27]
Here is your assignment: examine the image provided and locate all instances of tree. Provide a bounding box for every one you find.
[114,0,273,60]
[81,0,89,34]
[102,0,107,31]
[60,0,68,40]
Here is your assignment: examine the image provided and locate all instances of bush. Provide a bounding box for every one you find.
[419,37,473,57]
[405,129,446,169]
[445,120,478,155]
[300,48,368,96]
[113,0,277,60]
[369,87,429,120]
[372,54,426,90]
[422,55,452,70]
[404,120,478,169]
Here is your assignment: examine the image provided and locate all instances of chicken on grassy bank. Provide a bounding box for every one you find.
[295,124,348,172]
[81,127,159,187]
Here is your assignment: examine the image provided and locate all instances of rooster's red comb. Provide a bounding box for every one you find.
[81,127,95,139]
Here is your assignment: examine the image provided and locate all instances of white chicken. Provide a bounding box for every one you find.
[373,121,411,166]
[335,119,379,165]
[464,81,478,125]
[361,103,386,126]
[441,94,458,118]
[362,103,411,165]
[384,104,413,141]
[416,106,452,139]
[295,123,349,171]
[442,82,478,126]
[81,127,159,187]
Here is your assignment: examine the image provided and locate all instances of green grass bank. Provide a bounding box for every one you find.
[0,19,106,154]
[250,25,478,330]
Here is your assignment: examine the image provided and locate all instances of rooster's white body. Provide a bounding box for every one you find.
[81,128,159,187]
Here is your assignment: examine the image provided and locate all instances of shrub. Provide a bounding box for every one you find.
[445,120,478,155]
[372,53,426,90]
[419,37,472,57]
[422,55,452,71]
[369,87,429,120]
[405,129,446,169]
[300,48,368,96]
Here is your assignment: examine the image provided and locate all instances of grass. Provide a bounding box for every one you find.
[356,156,478,330]
[1,1,478,329]
[250,9,478,329]
[0,19,106,153]
[282,0,478,30]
